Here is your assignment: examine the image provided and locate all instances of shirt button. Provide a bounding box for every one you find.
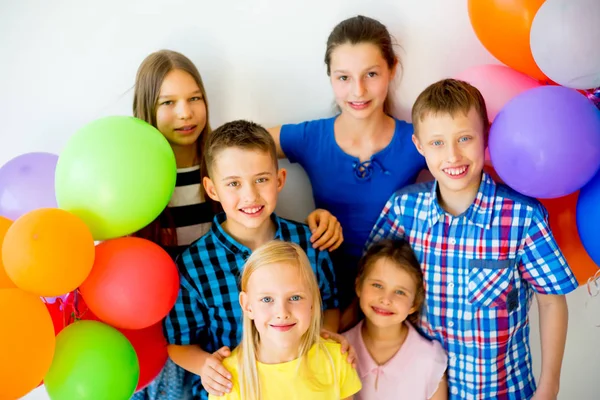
[448,321,454,327]
[448,282,455,289]
[449,238,456,245]
[451,387,459,395]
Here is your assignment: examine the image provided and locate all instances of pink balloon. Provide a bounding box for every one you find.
[455,64,542,121]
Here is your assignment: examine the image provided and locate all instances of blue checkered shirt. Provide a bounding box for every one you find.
[164,213,339,400]
[367,172,578,400]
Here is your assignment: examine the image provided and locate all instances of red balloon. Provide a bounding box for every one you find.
[121,322,169,391]
[80,237,179,330]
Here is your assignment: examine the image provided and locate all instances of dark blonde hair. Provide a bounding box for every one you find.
[356,239,424,326]
[325,15,400,115]
[132,50,216,247]
[412,78,490,142]
[204,120,278,177]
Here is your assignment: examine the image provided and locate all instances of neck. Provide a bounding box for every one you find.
[362,319,407,343]
[222,217,277,251]
[256,340,300,364]
[171,143,198,168]
[437,173,482,216]
[337,109,391,139]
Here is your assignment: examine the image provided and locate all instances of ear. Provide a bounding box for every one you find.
[389,59,398,82]
[355,278,362,298]
[411,134,425,157]
[239,291,254,320]
[203,176,220,202]
[276,167,287,193]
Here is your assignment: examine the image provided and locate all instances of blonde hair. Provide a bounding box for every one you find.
[131,49,218,246]
[238,241,335,400]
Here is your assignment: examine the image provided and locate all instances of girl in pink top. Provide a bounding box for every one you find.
[343,239,447,399]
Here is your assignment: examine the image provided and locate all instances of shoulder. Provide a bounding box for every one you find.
[407,323,447,365]
[276,217,313,242]
[494,182,548,219]
[281,116,335,134]
[222,349,240,374]
[388,181,434,207]
[341,322,362,347]
[177,230,220,278]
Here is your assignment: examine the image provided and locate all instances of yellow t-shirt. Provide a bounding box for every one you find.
[210,340,361,400]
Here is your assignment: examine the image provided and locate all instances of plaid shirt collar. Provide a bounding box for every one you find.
[210,212,283,255]
[427,171,496,230]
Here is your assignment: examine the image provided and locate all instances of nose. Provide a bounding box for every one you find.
[276,301,290,320]
[353,78,366,97]
[241,183,259,202]
[446,142,461,163]
[380,293,392,306]
[175,100,192,120]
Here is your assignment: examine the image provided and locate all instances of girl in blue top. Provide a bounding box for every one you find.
[268,15,426,323]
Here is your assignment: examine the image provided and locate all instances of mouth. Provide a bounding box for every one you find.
[175,125,198,134]
[442,165,469,179]
[239,205,264,216]
[348,100,371,110]
[270,323,296,332]
[372,306,395,316]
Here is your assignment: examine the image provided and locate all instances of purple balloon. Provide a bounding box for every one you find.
[489,86,600,199]
[0,152,59,220]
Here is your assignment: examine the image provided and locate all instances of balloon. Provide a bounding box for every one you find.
[44,320,139,400]
[0,289,55,399]
[455,64,541,121]
[468,0,547,80]
[55,116,176,240]
[489,86,600,198]
[530,0,600,89]
[584,87,600,110]
[541,192,598,285]
[80,237,179,330]
[0,216,15,289]
[0,152,58,221]
[577,171,600,266]
[121,322,169,391]
[2,208,95,296]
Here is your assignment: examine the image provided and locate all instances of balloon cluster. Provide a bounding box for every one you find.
[462,0,600,285]
[0,116,179,399]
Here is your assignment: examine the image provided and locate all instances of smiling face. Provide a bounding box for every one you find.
[329,42,395,120]
[412,107,486,208]
[240,261,313,356]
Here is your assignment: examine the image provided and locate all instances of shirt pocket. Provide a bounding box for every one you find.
[467,259,514,309]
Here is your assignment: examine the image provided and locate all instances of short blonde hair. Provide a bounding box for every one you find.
[412,79,490,141]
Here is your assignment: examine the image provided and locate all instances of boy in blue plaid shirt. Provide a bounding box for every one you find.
[164,120,344,400]
[367,79,578,399]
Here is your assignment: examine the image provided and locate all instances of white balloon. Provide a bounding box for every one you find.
[530,0,600,89]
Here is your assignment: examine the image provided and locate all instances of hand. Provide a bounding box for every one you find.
[307,209,343,252]
[320,329,357,368]
[199,346,232,396]
[531,386,558,400]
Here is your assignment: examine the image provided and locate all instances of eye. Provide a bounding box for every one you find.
[227,181,239,187]
[256,177,268,183]
[338,75,348,81]
[290,295,302,301]
[367,71,378,78]
[372,283,383,289]
[395,290,406,296]
[261,296,273,303]
[160,100,174,106]
[190,96,203,102]
[458,136,471,143]
[431,140,443,147]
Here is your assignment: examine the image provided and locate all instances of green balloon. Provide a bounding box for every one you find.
[55,116,176,240]
[44,320,140,400]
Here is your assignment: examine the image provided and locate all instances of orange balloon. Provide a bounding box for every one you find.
[2,208,95,296]
[0,289,55,399]
[0,217,16,289]
[541,192,599,286]
[468,0,547,81]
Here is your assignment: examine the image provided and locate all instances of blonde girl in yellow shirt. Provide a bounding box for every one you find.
[209,240,361,400]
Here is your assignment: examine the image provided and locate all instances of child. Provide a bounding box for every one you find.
[268,15,426,315]
[163,120,347,400]
[210,240,362,400]
[344,239,447,400]
[367,79,578,399]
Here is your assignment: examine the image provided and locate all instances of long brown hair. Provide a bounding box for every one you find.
[132,49,215,247]
[325,15,401,115]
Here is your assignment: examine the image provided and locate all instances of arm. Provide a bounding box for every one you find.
[429,375,448,400]
[267,126,286,158]
[322,308,340,332]
[532,293,568,399]
[307,209,344,252]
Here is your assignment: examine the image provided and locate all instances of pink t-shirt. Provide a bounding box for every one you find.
[343,320,447,400]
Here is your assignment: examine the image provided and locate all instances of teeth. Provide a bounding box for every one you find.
[444,166,467,176]
[242,206,262,214]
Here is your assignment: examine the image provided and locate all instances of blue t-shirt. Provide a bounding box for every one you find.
[280,116,426,256]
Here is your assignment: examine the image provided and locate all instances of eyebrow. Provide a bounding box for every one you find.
[332,64,381,74]
[221,171,273,181]
[158,89,202,99]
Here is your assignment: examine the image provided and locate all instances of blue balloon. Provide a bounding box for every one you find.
[577,171,600,265]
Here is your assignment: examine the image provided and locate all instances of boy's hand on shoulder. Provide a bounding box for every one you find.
[320,329,357,368]
[307,209,344,252]
[199,346,232,396]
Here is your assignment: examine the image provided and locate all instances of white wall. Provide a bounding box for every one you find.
[3,0,597,399]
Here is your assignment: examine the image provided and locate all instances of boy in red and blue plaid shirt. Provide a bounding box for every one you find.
[367,79,578,400]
